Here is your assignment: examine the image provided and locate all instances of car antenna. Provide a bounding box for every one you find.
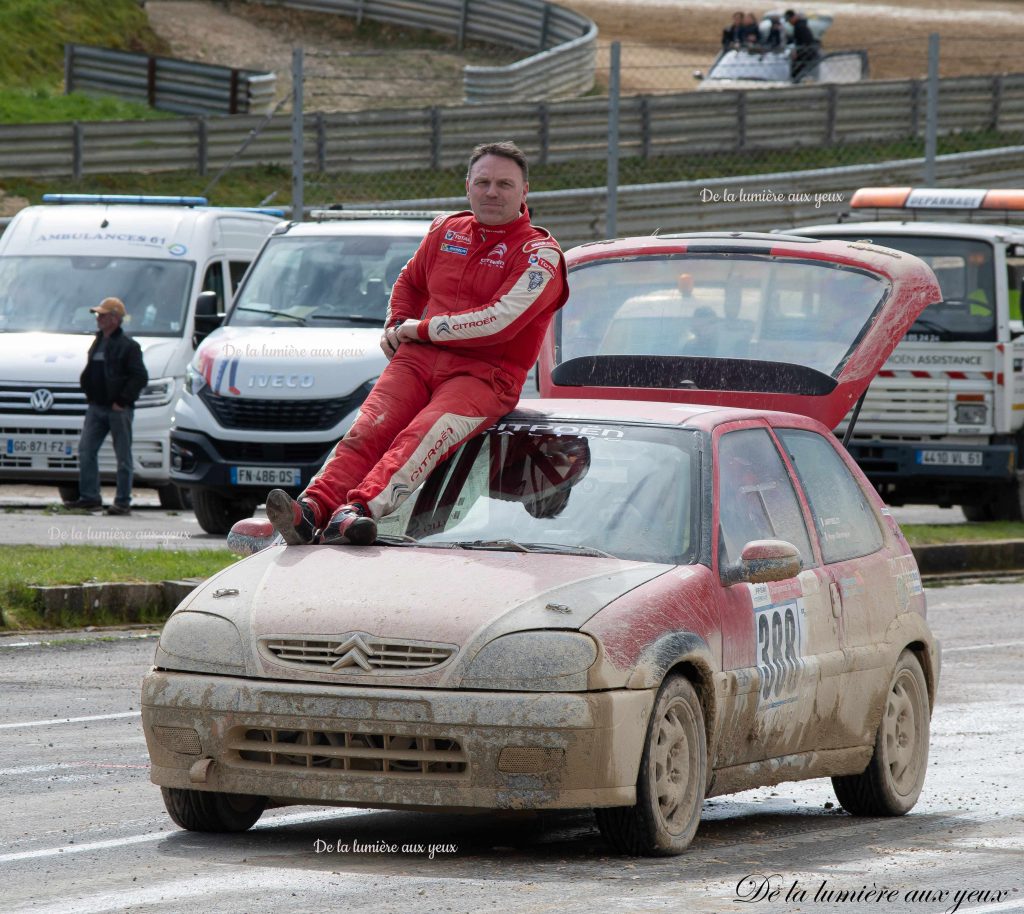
[842,390,868,449]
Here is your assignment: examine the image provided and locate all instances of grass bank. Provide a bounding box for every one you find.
[0,544,235,629]
[900,522,1024,546]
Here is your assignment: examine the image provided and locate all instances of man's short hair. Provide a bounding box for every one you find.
[467,141,529,183]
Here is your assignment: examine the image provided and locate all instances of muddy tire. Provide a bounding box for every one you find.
[832,651,930,816]
[596,675,706,856]
[161,787,266,832]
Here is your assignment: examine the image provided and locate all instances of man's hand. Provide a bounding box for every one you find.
[380,320,420,360]
[112,403,125,412]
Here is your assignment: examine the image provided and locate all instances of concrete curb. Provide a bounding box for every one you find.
[28,578,203,627]
[11,541,1024,629]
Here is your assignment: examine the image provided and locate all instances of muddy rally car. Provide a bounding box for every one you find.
[142,234,941,856]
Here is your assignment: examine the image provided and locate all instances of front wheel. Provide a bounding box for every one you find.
[596,675,707,856]
[832,650,930,816]
[191,489,257,535]
[161,787,266,832]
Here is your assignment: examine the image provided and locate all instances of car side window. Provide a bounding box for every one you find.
[717,428,814,570]
[202,261,226,314]
[777,429,884,563]
[229,260,250,292]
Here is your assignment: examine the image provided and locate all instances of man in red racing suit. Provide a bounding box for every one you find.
[264,141,569,546]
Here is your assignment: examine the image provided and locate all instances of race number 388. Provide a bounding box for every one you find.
[756,601,804,702]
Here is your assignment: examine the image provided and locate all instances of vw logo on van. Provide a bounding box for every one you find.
[31,389,54,413]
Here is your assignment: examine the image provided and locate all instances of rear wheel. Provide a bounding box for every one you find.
[960,502,994,522]
[832,651,930,816]
[596,675,706,856]
[192,489,258,535]
[161,787,266,832]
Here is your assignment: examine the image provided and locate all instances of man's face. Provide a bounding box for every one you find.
[466,154,528,226]
[95,311,120,335]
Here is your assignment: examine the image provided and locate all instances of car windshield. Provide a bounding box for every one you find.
[377,419,699,565]
[557,253,889,377]
[0,255,193,336]
[229,234,421,327]
[809,235,995,342]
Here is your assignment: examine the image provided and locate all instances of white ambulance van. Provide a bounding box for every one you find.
[0,195,280,507]
[170,210,434,533]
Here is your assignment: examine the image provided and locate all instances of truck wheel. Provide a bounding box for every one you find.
[157,484,192,510]
[831,651,930,816]
[161,787,266,832]
[960,502,995,522]
[192,489,257,535]
[595,675,706,856]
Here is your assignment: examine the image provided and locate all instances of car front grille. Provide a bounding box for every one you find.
[228,727,467,775]
[261,635,456,674]
[211,439,334,463]
[0,383,87,416]
[199,388,366,431]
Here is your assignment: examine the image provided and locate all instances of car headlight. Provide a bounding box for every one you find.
[137,377,176,408]
[461,631,598,691]
[955,402,987,425]
[155,610,246,674]
[184,363,206,396]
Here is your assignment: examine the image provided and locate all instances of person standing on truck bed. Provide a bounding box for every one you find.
[64,297,148,514]
[265,140,569,546]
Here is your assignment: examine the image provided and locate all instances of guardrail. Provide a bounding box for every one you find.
[366,145,1024,246]
[4,71,1022,181]
[259,0,596,102]
[64,44,276,116]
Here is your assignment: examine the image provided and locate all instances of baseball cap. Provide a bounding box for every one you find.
[91,297,126,317]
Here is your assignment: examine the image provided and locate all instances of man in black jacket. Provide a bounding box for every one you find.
[65,297,149,514]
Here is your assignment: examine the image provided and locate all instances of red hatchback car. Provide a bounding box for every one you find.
[143,234,942,856]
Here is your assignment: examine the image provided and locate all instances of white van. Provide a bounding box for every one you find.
[170,211,434,533]
[0,195,280,507]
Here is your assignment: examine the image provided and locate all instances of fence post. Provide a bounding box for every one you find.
[229,69,240,115]
[316,112,327,173]
[539,3,551,51]
[825,85,838,145]
[736,91,747,150]
[606,41,620,239]
[640,96,651,160]
[292,47,304,222]
[147,55,157,109]
[457,0,470,52]
[538,102,549,165]
[64,45,74,95]
[924,33,939,184]
[990,74,1003,132]
[909,80,921,137]
[430,107,442,170]
[72,122,84,182]
[196,117,208,176]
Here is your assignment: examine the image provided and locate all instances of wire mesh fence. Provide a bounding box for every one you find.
[296,31,1024,215]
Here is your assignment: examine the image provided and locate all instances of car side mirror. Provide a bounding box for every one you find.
[193,290,222,346]
[722,539,802,586]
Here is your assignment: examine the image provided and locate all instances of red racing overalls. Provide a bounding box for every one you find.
[302,207,569,524]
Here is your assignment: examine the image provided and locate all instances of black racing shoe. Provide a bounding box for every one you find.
[64,497,102,510]
[321,503,377,546]
[265,489,317,545]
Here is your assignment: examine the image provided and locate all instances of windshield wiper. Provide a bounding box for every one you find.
[308,314,382,325]
[233,306,306,325]
[374,533,419,546]
[446,539,614,557]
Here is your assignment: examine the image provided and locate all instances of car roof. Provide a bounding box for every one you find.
[549,233,941,430]
[274,218,435,238]
[510,398,821,433]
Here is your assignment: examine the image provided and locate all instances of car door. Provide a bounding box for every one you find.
[775,426,903,749]
[713,421,841,768]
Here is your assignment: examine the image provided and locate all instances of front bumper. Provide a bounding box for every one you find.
[142,671,653,810]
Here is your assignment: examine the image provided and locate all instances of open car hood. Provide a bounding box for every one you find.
[541,233,941,430]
